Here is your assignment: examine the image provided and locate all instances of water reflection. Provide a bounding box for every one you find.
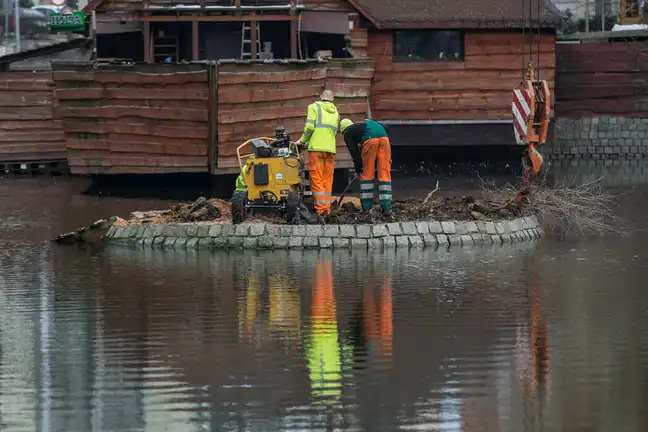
[307,260,342,405]
[3,178,648,430]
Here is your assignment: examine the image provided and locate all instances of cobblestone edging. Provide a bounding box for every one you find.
[551,117,648,160]
[106,216,544,250]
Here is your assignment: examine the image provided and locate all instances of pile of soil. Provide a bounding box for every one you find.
[167,197,228,222]
[125,194,522,226]
[328,195,520,224]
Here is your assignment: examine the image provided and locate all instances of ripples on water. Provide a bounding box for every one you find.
[1,177,648,431]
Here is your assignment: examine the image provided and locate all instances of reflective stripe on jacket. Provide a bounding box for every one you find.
[299,101,339,154]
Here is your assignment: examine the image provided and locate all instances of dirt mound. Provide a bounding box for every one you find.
[124,193,522,226]
[328,195,518,224]
[166,197,228,222]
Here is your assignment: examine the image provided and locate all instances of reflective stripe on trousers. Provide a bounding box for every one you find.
[359,137,392,211]
[313,191,331,206]
[360,181,374,200]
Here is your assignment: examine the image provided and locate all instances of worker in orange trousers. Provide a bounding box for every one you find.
[340,118,393,216]
[295,90,340,221]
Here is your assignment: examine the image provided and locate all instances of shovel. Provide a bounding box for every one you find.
[331,174,358,212]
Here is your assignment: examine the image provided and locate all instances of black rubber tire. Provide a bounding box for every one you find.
[285,190,300,224]
[231,190,247,224]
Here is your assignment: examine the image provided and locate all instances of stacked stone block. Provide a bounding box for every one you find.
[551,117,648,160]
[107,216,543,251]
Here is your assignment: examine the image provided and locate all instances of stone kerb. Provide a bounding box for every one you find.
[106,217,544,250]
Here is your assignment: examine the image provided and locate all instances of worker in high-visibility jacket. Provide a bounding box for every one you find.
[340,118,393,215]
[295,90,340,220]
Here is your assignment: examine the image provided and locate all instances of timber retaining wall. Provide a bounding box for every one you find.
[52,59,374,176]
[0,71,66,167]
[106,217,544,250]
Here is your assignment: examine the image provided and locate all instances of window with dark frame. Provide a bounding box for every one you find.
[392,30,464,62]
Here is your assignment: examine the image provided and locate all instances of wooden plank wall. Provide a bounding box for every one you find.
[0,72,66,164]
[349,28,369,57]
[216,62,327,170]
[325,58,373,166]
[368,31,556,121]
[215,59,374,171]
[556,41,648,118]
[52,63,210,175]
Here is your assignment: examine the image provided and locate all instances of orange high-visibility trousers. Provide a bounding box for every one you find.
[359,137,392,211]
[309,151,335,215]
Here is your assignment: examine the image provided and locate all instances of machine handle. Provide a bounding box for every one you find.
[236,137,276,170]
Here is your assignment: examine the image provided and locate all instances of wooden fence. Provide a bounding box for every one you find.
[52,63,210,175]
[556,41,648,118]
[52,59,374,175]
[0,72,66,168]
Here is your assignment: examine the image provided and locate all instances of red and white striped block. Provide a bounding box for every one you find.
[512,88,532,145]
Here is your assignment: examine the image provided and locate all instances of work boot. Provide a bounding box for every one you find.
[319,211,329,225]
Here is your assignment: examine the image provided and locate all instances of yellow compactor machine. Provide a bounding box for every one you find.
[232,126,314,224]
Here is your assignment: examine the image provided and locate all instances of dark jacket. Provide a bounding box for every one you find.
[342,120,389,172]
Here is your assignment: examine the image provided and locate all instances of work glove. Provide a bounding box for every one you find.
[354,164,363,175]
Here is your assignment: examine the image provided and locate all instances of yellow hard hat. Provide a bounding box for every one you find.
[340,118,353,132]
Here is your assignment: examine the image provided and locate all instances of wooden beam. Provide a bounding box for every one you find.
[138,15,297,23]
[290,13,297,58]
[143,21,151,63]
[192,21,199,61]
[250,18,257,59]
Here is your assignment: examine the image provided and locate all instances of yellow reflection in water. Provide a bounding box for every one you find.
[269,275,301,335]
[307,260,342,404]
[238,273,302,342]
[238,275,260,337]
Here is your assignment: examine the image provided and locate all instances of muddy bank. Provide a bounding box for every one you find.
[121,193,525,227]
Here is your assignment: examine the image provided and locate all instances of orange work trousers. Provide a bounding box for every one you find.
[309,151,335,215]
[360,137,392,211]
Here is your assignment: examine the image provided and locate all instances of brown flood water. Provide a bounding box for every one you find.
[1,176,648,431]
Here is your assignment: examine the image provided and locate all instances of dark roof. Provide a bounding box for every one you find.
[348,0,566,29]
[0,38,92,71]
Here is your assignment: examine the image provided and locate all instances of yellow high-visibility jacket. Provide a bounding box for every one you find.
[299,101,339,154]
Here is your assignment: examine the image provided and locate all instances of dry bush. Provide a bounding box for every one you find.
[479,176,630,237]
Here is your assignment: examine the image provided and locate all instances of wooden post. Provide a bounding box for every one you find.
[192,21,199,61]
[143,21,151,63]
[250,18,258,59]
[290,15,298,59]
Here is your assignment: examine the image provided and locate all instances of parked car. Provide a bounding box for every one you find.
[0,8,50,39]
[31,5,62,18]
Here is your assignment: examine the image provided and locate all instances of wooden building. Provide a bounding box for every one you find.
[66,0,567,176]
[84,0,564,148]
[346,0,565,146]
[84,0,358,62]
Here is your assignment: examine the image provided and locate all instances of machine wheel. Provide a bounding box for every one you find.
[231,190,248,224]
[285,190,300,224]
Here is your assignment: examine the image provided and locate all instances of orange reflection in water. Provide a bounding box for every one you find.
[363,277,393,364]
